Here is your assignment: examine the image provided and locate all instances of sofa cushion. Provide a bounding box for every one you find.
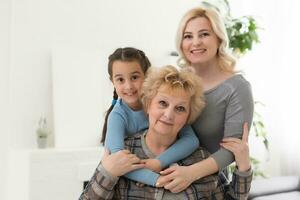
[249,176,300,199]
[251,191,300,200]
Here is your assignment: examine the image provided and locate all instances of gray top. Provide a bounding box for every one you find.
[192,74,254,170]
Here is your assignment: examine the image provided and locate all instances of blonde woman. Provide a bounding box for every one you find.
[157,6,253,193]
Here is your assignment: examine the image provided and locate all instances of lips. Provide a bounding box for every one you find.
[124,90,137,96]
[190,48,206,54]
[158,119,173,126]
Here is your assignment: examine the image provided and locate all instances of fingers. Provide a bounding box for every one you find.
[140,159,147,164]
[160,167,176,175]
[135,182,145,188]
[164,178,180,190]
[168,182,187,193]
[130,156,142,164]
[222,137,241,143]
[156,174,174,187]
[121,149,131,154]
[131,163,145,171]
[242,122,249,142]
[220,142,237,153]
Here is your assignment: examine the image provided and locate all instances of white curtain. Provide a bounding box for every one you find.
[229,0,300,176]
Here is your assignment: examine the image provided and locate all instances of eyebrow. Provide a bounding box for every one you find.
[113,71,142,78]
[158,94,189,105]
[113,74,123,79]
[131,71,142,75]
[184,29,211,34]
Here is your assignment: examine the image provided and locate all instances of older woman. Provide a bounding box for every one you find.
[79,65,252,200]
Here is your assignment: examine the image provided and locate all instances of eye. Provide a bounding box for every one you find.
[115,77,124,83]
[176,106,186,112]
[131,75,140,80]
[199,32,210,38]
[158,100,168,107]
[183,34,193,39]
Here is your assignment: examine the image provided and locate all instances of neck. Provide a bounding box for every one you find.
[191,58,220,79]
[191,58,233,91]
[127,100,143,111]
[145,129,177,156]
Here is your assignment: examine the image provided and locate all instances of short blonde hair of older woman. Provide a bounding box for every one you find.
[140,65,205,124]
[176,6,236,73]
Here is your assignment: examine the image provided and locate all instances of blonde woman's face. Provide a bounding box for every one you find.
[181,17,219,66]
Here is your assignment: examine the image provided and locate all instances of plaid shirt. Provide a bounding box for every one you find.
[79,133,252,200]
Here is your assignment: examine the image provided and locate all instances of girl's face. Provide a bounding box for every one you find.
[111,60,145,110]
[147,87,190,139]
[181,17,219,66]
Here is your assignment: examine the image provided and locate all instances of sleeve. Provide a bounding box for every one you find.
[105,111,127,153]
[224,168,253,200]
[124,168,160,186]
[79,164,119,200]
[156,125,199,168]
[211,80,254,169]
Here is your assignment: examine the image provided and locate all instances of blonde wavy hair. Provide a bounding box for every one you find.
[176,6,236,73]
[140,65,205,124]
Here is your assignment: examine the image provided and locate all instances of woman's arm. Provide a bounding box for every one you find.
[219,123,252,199]
[213,78,254,169]
[157,122,251,193]
[156,156,218,193]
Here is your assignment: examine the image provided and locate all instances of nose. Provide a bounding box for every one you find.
[124,80,133,90]
[163,107,174,121]
[192,37,201,46]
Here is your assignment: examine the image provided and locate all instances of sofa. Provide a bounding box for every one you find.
[248,175,300,200]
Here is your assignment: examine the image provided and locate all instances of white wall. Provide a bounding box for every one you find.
[0,0,11,199]
[9,0,201,149]
[230,0,300,176]
[229,0,285,176]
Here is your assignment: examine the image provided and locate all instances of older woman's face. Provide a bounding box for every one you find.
[147,87,190,138]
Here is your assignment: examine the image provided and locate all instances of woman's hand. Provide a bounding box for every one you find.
[156,164,195,193]
[220,123,251,172]
[101,148,145,177]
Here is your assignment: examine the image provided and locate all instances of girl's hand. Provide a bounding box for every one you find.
[220,123,251,172]
[101,148,145,177]
[156,164,195,193]
[140,158,162,172]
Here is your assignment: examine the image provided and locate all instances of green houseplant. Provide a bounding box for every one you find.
[201,0,268,178]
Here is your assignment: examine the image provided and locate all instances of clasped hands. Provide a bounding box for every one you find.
[102,123,250,193]
[101,148,194,192]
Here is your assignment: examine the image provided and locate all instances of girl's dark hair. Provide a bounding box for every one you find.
[100,47,151,144]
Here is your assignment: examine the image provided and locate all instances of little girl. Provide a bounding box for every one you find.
[101,47,200,186]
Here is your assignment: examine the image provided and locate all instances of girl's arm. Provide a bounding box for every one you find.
[105,112,127,153]
[105,107,161,186]
[156,125,199,169]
